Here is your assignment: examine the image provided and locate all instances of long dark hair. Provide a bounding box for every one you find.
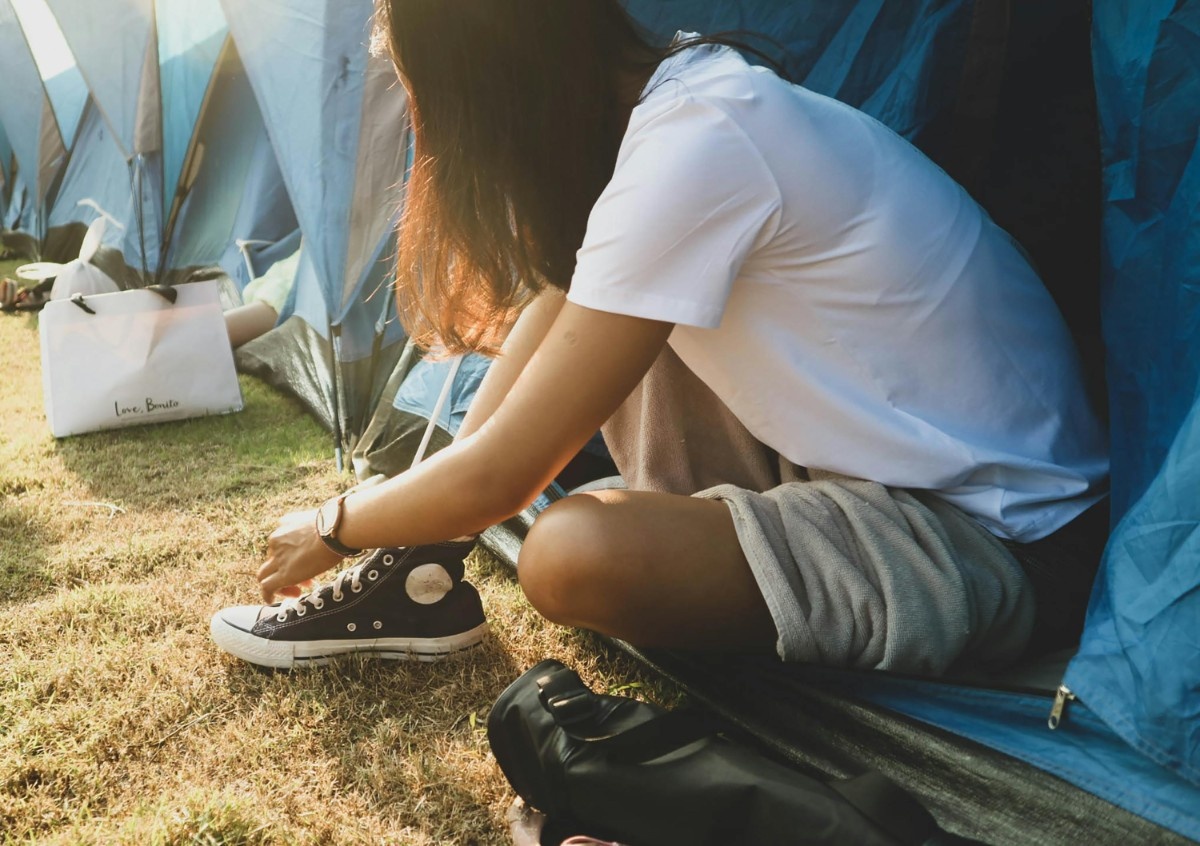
[375,0,779,354]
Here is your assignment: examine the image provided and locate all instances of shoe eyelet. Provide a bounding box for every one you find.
[367,570,379,581]
[296,607,306,617]
[347,623,357,632]
[312,599,324,610]
[275,612,287,623]
[382,554,394,566]
[351,582,363,593]
[333,591,344,602]
[373,620,382,630]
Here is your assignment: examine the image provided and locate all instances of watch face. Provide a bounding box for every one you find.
[316,497,339,537]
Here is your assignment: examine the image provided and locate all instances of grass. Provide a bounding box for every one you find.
[0,259,682,844]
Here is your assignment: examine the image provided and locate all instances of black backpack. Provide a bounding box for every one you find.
[488,660,968,846]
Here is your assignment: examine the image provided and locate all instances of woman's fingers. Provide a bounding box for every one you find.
[258,511,344,603]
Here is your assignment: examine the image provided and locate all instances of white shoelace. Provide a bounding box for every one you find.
[275,560,369,622]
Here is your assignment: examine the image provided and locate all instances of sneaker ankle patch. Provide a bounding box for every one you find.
[406,563,453,605]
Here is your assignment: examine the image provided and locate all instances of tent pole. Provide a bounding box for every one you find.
[331,321,346,474]
[129,156,150,281]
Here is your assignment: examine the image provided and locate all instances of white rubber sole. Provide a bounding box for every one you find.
[210,615,489,669]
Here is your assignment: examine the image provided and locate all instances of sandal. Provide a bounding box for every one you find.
[0,277,53,313]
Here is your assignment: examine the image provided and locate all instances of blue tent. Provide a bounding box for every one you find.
[0,0,66,249]
[558,1,1199,842]
[8,0,88,151]
[0,123,13,226]
[40,0,163,269]
[220,0,410,465]
[39,0,295,280]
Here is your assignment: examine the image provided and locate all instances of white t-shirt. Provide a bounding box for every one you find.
[567,40,1108,543]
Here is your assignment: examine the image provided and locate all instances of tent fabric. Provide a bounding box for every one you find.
[42,0,157,161]
[35,1,296,279]
[624,0,976,148]
[222,0,411,463]
[220,0,410,329]
[1092,0,1200,519]
[44,99,140,260]
[393,354,492,437]
[621,647,1195,845]
[42,0,163,269]
[0,0,66,241]
[42,68,87,153]
[1065,0,1200,796]
[0,124,12,217]
[156,0,226,225]
[9,0,89,149]
[160,38,299,281]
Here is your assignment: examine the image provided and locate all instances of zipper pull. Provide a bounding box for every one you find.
[1048,684,1076,730]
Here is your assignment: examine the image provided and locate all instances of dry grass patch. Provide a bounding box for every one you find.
[0,267,681,844]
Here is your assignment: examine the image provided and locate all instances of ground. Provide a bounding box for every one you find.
[0,258,681,845]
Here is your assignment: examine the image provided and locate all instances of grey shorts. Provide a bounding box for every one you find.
[698,472,1035,675]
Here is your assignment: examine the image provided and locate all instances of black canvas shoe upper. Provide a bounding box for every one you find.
[239,541,483,643]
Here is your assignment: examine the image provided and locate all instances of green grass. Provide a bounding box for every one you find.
[0,260,680,844]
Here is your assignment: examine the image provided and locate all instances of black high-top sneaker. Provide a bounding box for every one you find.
[210,541,487,669]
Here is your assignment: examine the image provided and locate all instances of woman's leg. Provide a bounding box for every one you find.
[224,301,278,348]
[518,488,777,652]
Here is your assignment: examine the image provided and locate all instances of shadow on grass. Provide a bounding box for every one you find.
[0,497,59,605]
[52,374,334,513]
[219,636,525,842]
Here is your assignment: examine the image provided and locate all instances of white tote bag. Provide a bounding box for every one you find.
[39,279,244,437]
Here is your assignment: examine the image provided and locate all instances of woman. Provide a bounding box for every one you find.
[211,1,1108,673]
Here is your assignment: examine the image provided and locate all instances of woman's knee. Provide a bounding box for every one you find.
[518,492,619,625]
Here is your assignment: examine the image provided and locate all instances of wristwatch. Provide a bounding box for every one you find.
[315,493,364,557]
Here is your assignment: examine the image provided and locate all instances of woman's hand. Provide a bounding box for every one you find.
[256,510,346,603]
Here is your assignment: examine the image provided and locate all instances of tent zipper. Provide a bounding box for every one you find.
[1048,684,1076,729]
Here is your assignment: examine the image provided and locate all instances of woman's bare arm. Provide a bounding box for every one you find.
[456,288,566,439]
[257,301,671,600]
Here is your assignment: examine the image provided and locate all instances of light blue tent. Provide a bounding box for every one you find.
[0,0,66,250]
[0,124,13,227]
[8,0,88,150]
[40,0,163,270]
[221,0,410,466]
[39,0,295,281]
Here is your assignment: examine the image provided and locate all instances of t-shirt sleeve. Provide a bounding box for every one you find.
[567,97,782,328]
